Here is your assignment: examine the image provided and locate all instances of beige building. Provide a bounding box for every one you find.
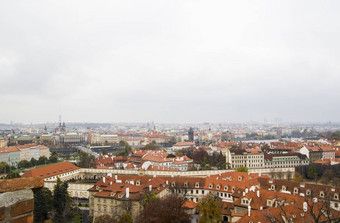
[226,148,264,169]
[0,137,7,148]
[91,134,119,145]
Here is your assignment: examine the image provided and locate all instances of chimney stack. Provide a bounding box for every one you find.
[257,190,260,197]
[248,206,251,217]
[303,202,307,212]
[126,187,129,199]
[103,177,106,183]
[149,185,152,192]
[115,175,117,180]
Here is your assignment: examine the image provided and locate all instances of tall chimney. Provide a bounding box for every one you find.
[303,202,307,212]
[149,185,152,192]
[126,187,129,199]
[115,175,117,180]
[103,177,106,183]
[248,206,251,217]
[257,190,260,198]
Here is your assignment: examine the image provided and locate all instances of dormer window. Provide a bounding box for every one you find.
[282,186,286,191]
[271,185,275,190]
[334,193,338,200]
[118,194,124,198]
[294,188,298,194]
[224,186,228,191]
[216,184,220,190]
[184,182,188,188]
[238,176,242,181]
[172,182,175,187]
[195,182,199,188]
[267,200,272,206]
[320,191,324,198]
[232,187,235,192]
[209,184,213,189]
[136,180,140,186]
[110,192,115,197]
[242,198,249,205]
[96,186,100,190]
[306,190,311,196]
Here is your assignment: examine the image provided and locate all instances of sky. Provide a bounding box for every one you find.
[0,0,340,124]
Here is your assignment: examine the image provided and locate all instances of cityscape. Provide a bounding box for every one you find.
[1,1,340,223]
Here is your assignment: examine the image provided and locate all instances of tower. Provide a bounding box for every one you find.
[188,127,194,142]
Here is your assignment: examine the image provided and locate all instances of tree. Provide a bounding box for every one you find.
[18,160,32,169]
[0,162,10,173]
[236,166,248,172]
[320,169,335,185]
[137,195,191,223]
[30,158,37,166]
[38,156,49,165]
[202,164,212,170]
[5,172,20,179]
[52,178,76,223]
[225,162,231,169]
[293,172,303,182]
[94,214,116,223]
[49,155,58,163]
[307,165,318,183]
[34,187,53,223]
[198,193,222,223]
[78,152,95,168]
[102,148,109,155]
[118,213,133,223]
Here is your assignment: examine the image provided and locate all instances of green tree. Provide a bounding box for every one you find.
[49,155,58,163]
[119,213,133,223]
[119,140,126,147]
[307,165,318,183]
[293,172,303,182]
[34,187,53,223]
[142,192,158,207]
[52,178,75,223]
[198,193,222,223]
[18,160,32,169]
[0,162,10,173]
[78,152,95,168]
[38,156,49,165]
[102,148,108,155]
[30,158,37,166]
[202,164,212,170]
[236,166,248,172]
[5,172,20,179]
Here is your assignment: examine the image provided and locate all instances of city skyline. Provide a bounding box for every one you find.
[1,1,340,124]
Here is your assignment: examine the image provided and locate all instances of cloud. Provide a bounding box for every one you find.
[0,0,339,123]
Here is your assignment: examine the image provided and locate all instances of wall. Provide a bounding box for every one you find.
[0,177,44,223]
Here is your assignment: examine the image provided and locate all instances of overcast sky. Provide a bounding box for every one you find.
[0,1,339,124]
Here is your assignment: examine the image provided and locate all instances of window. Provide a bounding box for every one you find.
[195,183,199,188]
[334,193,338,200]
[209,184,213,189]
[97,205,101,211]
[184,182,188,187]
[306,190,311,195]
[216,185,220,190]
[320,191,324,198]
[224,186,228,191]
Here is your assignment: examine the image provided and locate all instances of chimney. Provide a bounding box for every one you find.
[110,182,112,185]
[149,185,152,191]
[126,187,129,199]
[103,177,106,183]
[166,180,168,185]
[245,188,249,193]
[303,202,307,212]
[260,206,263,210]
[248,206,251,217]
[257,190,260,197]
[259,172,262,177]
[115,175,117,180]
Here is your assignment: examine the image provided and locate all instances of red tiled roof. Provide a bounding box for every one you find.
[21,162,79,179]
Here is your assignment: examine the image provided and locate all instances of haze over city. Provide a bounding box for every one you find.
[1,0,340,124]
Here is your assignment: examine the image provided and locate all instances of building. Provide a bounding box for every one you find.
[91,134,119,145]
[0,146,20,166]
[264,153,309,169]
[226,148,264,169]
[172,142,195,151]
[88,175,169,220]
[62,132,84,144]
[0,137,8,148]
